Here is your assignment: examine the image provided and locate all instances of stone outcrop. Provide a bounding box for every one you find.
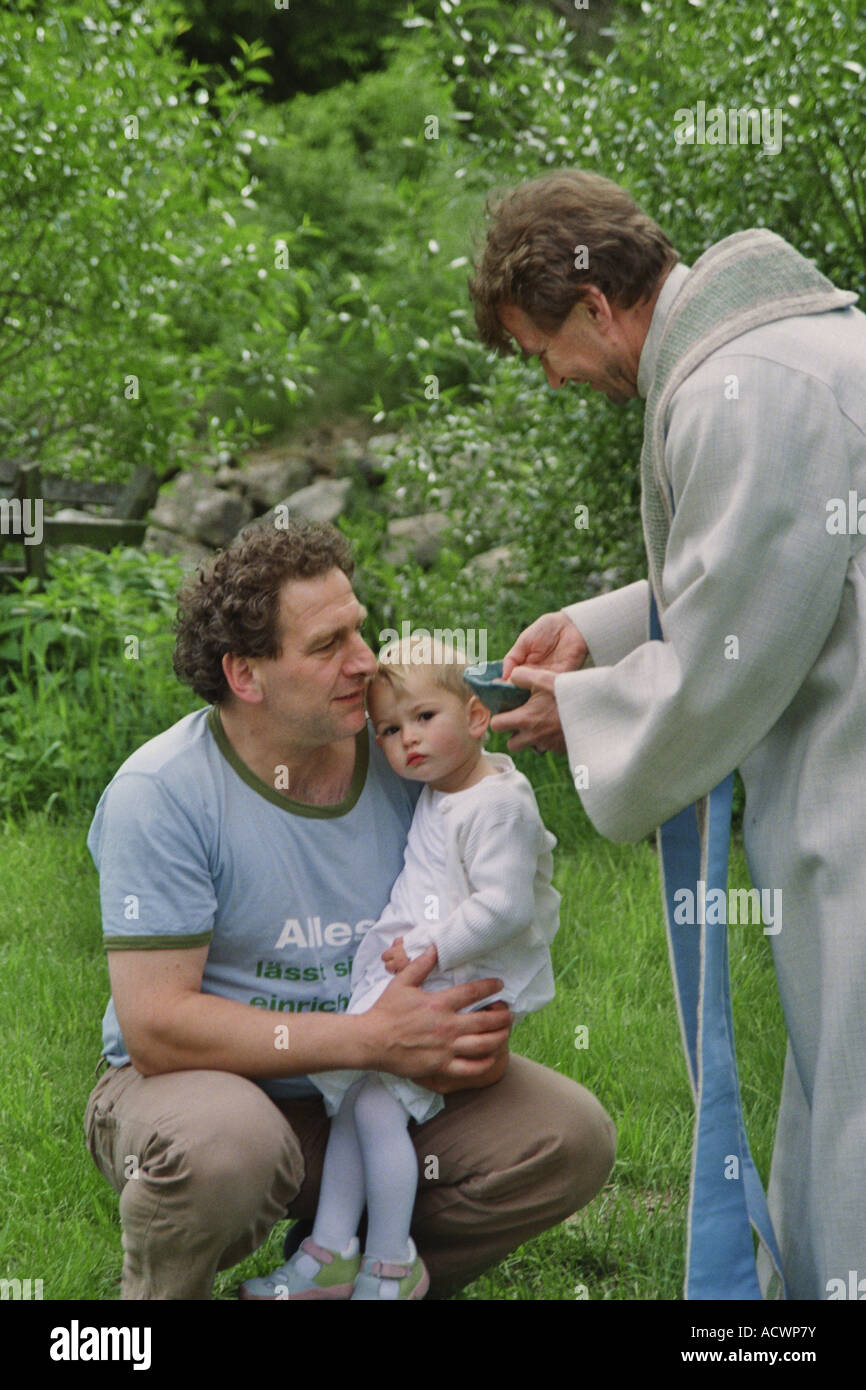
[134,421,481,583]
[150,472,253,548]
[384,511,450,569]
[461,544,526,585]
[278,476,353,525]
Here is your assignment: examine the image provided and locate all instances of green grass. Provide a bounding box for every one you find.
[0,779,787,1302]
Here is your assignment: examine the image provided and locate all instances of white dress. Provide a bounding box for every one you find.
[311,754,560,1123]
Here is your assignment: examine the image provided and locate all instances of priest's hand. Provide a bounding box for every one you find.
[493,611,588,753]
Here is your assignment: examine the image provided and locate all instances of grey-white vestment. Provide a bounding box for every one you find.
[555,259,866,1300]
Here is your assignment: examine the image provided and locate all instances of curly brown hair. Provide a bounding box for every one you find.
[173,519,355,705]
[468,170,679,354]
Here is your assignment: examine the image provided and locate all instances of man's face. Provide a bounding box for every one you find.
[499,296,639,404]
[248,567,377,746]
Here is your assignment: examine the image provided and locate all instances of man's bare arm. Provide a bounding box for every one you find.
[108,945,511,1083]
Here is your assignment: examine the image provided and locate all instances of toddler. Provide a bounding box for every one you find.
[241,638,560,1300]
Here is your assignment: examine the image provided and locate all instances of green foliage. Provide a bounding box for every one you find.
[424,0,866,286]
[343,363,645,657]
[175,0,441,100]
[0,548,197,817]
[242,46,495,419]
[0,0,317,477]
[344,0,866,631]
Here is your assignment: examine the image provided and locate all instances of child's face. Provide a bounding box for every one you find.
[368,674,487,787]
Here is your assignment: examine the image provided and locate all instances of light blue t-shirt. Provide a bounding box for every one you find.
[87,707,420,1098]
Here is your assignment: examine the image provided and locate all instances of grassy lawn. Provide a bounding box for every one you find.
[0,778,787,1301]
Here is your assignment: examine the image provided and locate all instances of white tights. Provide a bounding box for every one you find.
[310,1075,418,1263]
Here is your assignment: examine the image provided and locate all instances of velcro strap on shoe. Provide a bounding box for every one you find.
[369,1259,411,1279]
[300,1238,334,1265]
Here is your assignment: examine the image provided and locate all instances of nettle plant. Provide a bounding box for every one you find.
[0,0,318,479]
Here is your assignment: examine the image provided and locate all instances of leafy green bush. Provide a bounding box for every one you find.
[343,361,645,652]
[175,0,439,100]
[0,548,198,818]
[423,0,865,288]
[240,45,497,420]
[349,0,866,624]
[0,0,318,477]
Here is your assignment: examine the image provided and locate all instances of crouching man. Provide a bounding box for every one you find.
[85,519,616,1299]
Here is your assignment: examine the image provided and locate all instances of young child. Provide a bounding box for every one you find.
[240,637,560,1300]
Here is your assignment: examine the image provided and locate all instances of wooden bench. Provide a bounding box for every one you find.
[0,462,158,585]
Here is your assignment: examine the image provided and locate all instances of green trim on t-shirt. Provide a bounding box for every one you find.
[206,705,369,819]
[103,931,213,950]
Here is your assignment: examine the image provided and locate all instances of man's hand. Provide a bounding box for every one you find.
[418,1002,512,1094]
[382,936,414,974]
[492,611,589,753]
[363,948,512,1086]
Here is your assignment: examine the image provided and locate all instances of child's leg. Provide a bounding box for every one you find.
[351,1074,418,1263]
[307,1077,366,1256]
[238,1082,367,1299]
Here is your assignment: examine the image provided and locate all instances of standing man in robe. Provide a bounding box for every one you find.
[468,168,866,1299]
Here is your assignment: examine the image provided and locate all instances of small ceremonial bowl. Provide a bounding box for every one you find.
[462,660,532,714]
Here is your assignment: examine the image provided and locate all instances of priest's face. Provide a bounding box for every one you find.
[499,296,639,404]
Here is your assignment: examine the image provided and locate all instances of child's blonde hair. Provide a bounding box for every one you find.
[370,634,472,703]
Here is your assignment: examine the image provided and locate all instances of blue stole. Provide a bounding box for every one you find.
[649,594,787,1300]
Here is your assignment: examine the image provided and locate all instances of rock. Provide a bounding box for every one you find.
[385,511,450,569]
[143,526,212,570]
[366,434,400,461]
[235,451,314,510]
[150,473,252,547]
[51,508,100,524]
[461,544,527,585]
[113,464,161,520]
[271,476,353,526]
[336,438,366,467]
[337,437,386,488]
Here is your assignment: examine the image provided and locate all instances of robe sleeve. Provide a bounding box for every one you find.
[553,353,852,842]
[400,805,538,972]
[562,579,649,668]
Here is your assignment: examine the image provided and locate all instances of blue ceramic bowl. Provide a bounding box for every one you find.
[463,659,531,714]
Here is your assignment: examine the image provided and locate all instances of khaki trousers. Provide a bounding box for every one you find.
[84,1055,615,1300]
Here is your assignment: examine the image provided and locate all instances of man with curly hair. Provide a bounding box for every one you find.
[84,517,616,1300]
